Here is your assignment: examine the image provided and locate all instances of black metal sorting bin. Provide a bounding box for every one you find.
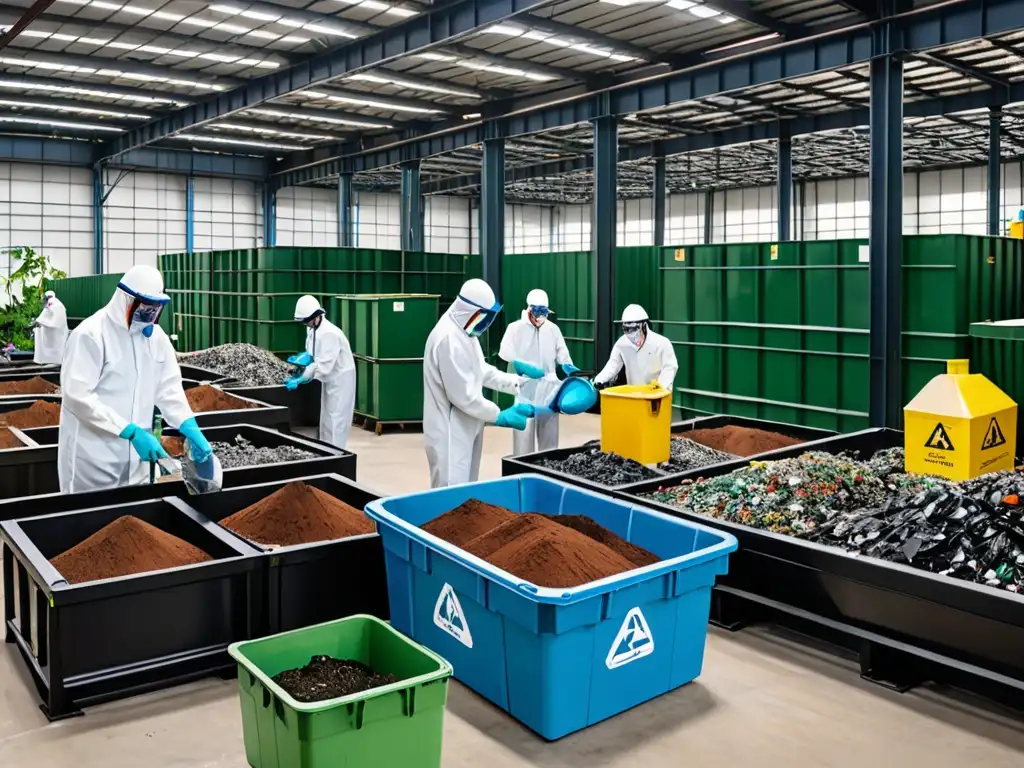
[181,380,291,432]
[177,364,235,385]
[3,424,357,513]
[501,415,838,495]
[1,498,263,719]
[0,399,61,500]
[0,371,61,396]
[611,427,1024,710]
[182,473,388,635]
[224,379,322,429]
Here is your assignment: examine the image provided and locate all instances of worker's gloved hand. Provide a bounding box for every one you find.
[287,352,313,367]
[561,363,580,376]
[178,417,212,463]
[284,376,303,391]
[119,423,169,462]
[495,406,529,430]
[513,361,545,379]
[593,379,609,391]
[513,402,536,418]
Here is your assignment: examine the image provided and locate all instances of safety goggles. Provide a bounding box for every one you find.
[459,294,502,338]
[119,282,169,327]
[622,321,645,335]
[529,304,550,319]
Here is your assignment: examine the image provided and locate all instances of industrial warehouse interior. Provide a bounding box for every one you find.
[4,0,1024,766]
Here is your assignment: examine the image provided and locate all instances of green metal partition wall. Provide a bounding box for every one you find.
[658,235,1024,431]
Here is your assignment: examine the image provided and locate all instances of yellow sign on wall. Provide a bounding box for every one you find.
[674,248,686,262]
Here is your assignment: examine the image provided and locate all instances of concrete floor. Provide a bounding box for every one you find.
[3,414,1024,766]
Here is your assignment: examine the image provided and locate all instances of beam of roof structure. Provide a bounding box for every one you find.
[912,50,1012,90]
[514,15,685,66]
[0,71,194,104]
[702,0,807,37]
[0,0,58,52]
[443,41,595,83]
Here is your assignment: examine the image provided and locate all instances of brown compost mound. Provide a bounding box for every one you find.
[220,481,374,547]
[186,385,261,413]
[0,376,59,396]
[161,435,186,457]
[685,425,802,457]
[273,656,397,703]
[422,498,516,547]
[0,427,25,450]
[546,514,660,568]
[50,515,213,585]
[0,400,61,428]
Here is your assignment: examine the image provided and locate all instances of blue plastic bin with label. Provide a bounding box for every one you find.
[364,474,738,740]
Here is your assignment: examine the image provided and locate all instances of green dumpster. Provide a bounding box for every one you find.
[970,319,1024,449]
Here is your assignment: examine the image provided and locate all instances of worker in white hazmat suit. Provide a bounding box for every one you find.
[499,288,578,456]
[593,304,678,393]
[58,265,213,493]
[285,295,356,450]
[33,290,68,364]
[423,278,541,488]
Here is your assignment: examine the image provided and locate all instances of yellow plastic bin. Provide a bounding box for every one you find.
[599,384,672,464]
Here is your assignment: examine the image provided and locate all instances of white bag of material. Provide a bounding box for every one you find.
[516,374,563,414]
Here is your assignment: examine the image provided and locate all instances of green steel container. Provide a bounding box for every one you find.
[354,356,425,422]
[970,320,1024,445]
[659,235,1024,431]
[332,294,439,359]
[229,615,452,768]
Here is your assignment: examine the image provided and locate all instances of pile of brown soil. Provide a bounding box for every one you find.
[50,516,213,584]
[424,501,660,588]
[273,656,396,703]
[161,435,186,457]
[186,385,261,413]
[0,427,24,450]
[422,498,516,547]
[685,425,802,457]
[0,400,61,428]
[0,376,59,396]
[220,481,374,547]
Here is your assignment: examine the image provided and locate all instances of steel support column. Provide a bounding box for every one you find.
[185,175,195,254]
[988,106,1003,235]
[263,184,276,248]
[401,160,423,252]
[92,165,103,274]
[338,173,354,247]
[592,113,617,368]
[777,122,793,241]
[480,134,505,294]
[869,3,905,429]
[653,151,666,247]
[703,190,713,244]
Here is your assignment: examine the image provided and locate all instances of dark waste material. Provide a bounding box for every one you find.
[50,515,213,585]
[685,425,803,457]
[272,656,397,703]
[0,400,61,428]
[186,385,262,413]
[660,437,736,474]
[0,376,58,396]
[220,480,374,547]
[0,427,24,449]
[424,500,658,588]
[534,441,663,485]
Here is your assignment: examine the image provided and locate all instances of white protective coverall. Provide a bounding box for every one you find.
[594,329,679,392]
[499,310,572,455]
[304,317,356,449]
[33,292,68,364]
[58,280,194,493]
[423,296,522,488]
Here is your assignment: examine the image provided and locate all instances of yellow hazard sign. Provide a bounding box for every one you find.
[981,416,1006,450]
[924,422,955,451]
[674,248,686,262]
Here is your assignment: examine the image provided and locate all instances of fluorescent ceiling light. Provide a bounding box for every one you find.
[316,93,442,114]
[0,98,149,118]
[484,23,638,62]
[416,52,457,62]
[688,5,719,17]
[281,36,311,44]
[705,32,779,52]
[459,61,554,81]
[178,134,307,151]
[0,115,123,132]
[246,30,279,40]
[330,0,417,17]
[215,122,335,140]
[347,72,480,98]
[248,107,391,129]
[0,78,182,104]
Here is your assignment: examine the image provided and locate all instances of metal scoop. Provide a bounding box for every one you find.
[152,444,223,495]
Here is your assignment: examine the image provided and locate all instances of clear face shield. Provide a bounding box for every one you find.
[528,304,549,327]
[118,282,169,338]
[623,320,646,348]
[460,295,502,338]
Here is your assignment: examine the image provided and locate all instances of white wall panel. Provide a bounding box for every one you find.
[194,177,259,251]
[276,186,339,247]
[354,191,401,249]
[103,170,186,272]
[425,196,471,253]
[507,204,551,253]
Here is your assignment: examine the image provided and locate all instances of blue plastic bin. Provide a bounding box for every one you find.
[364,474,738,740]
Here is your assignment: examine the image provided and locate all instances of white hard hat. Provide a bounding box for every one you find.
[526,288,549,308]
[458,278,497,310]
[621,304,648,324]
[44,290,55,299]
[118,264,168,303]
[294,295,322,322]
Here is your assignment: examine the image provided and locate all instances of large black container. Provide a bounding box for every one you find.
[502,415,837,494]
[1,424,356,511]
[0,396,62,423]
[0,370,61,394]
[1,498,263,718]
[177,364,235,384]
[181,380,290,432]
[224,380,322,429]
[182,473,388,635]
[612,428,1024,707]
[0,400,60,499]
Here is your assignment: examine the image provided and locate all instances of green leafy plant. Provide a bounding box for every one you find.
[0,246,67,351]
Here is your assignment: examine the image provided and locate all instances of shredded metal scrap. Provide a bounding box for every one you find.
[660,437,736,474]
[533,440,664,485]
[178,343,291,387]
[211,435,319,469]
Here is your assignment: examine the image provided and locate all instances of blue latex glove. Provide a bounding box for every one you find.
[513,403,535,417]
[561,363,580,376]
[284,376,303,391]
[287,352,313,367]
[495,406,529,430]
[178,417,212,462]
[119,423,169,462]
[513,360,545,379]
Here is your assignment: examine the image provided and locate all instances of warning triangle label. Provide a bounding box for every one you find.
[982,417,1007,450]
[925,422,955,451]
[605,607,655,670]
[433,583,473,649]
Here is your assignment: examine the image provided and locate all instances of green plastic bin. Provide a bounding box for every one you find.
[333,294,439,359]
[354,356,424,422]
[229,614,452,768]
[970,319,1024,449]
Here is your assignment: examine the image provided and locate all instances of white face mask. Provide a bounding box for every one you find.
[626,329,643,347]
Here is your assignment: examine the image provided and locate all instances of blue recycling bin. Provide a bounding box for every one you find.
[364,474,737,740]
